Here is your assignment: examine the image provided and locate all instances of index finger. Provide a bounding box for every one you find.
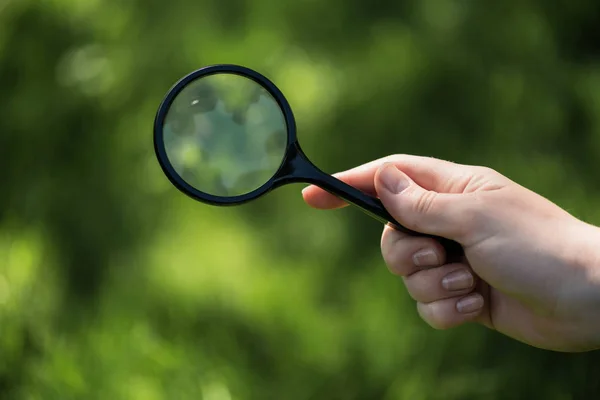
[301,154,471,210]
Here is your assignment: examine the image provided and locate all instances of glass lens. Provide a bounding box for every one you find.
[162,73,288,197]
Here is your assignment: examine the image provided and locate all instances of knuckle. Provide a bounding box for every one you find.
[380,242,396,268]
[417,302,455,330]
[471,166,502,182]
[413,190,438,216]
[380,230,425,276]
[380,231,402,271]
[476,166,498,176]
[381,245,409,276]
[405,279,432,303]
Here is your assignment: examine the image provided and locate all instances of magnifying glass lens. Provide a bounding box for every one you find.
[162,73,288,197]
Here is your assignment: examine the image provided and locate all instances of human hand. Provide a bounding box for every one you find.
[302,155,600,352]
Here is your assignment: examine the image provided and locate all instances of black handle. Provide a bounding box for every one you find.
[324,175,464,259]
[275,144,465,260]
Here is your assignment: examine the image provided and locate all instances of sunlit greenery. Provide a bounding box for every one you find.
[1,0,600,398]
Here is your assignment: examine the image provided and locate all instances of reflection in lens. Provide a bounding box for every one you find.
[162,73,288,197]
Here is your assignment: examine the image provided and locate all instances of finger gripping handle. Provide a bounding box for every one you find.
[301,165,465,260]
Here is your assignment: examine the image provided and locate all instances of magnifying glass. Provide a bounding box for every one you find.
[153,64,463,257]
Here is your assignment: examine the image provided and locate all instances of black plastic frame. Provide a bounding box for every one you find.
[154,64,463,257]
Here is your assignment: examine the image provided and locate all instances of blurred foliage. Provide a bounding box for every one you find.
[1,0,600,398]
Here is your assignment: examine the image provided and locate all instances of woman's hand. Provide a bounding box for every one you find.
[302,155,600,352]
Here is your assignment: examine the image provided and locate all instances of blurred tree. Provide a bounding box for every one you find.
[1,0,600,398]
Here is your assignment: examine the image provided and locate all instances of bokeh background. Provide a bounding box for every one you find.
[2,0,600,398]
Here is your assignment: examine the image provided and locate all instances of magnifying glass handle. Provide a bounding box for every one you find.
[296,161,465,259]
[345,191,463,259]
[340,185,464,258]
[368,196,464,259]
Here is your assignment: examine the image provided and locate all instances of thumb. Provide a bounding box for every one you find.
[375,162,471,241]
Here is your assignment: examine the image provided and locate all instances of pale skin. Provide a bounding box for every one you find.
[301,155,600,352]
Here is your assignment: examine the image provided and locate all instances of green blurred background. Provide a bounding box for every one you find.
[2,0,600,398]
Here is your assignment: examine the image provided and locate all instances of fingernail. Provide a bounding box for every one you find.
[456,294,484,314]
[413,248,439,268]
[378,163,409,194]
[442,269,474,291]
